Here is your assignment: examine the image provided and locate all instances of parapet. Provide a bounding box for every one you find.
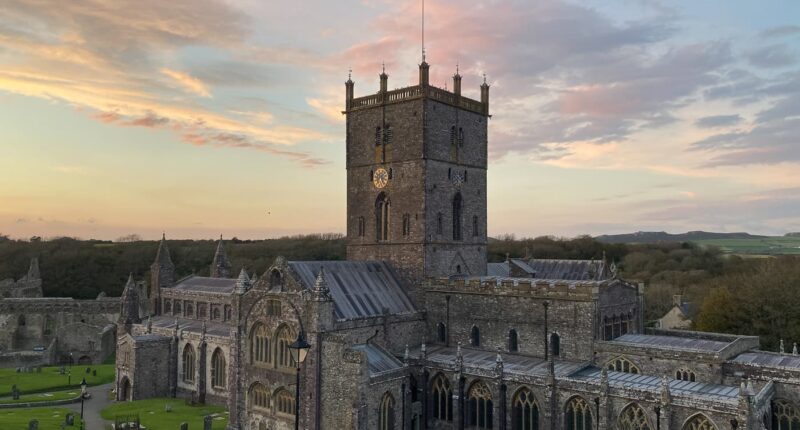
[423,276,610,300]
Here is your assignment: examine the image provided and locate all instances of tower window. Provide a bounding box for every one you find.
[508,329,518,352]
[402,213,411,236]
[550,333,560,357]
[358,216,365,237]
[452,193,463,241]
[375,127,382,147]
[450,126,456,147]
[375,193,390,241]
[369,170,373,181]
[473,216,479,237]
[464,170,468,182]
[436,323,447,343]
[448,168,451,179]
[436,212,443,235]
[388,168,393,179]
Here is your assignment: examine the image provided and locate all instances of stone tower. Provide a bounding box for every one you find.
[119,273,141,334]
[210,236,232,278]
[150,233,175,315]
[344,62,489,279]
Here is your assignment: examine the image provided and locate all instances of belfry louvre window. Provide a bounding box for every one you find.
[375,193,390,242]
[211,348,226,389]
[772,399,800,430]
[607,356,640,374]
[182,344,196,383]
[618,403,651,430]
[473,215,480,237]
[467,381,493,429]
[250,323,271,365]
[275,389,296,416]
[565,396,593,430]
[250,383,269,410]
[458,127,464,147]
[431,374,453,421]
[682,414,716,430]
[375,127,382,146]
[450,126,457,147]
[512,387,539,430]
[379,392,395,430]
[276,326,296,368]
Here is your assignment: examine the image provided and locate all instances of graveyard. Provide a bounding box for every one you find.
[101,398,228,430]
[0,364,115,398]
[0,406,84,429]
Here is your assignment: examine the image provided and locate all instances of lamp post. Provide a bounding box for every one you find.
[288,331,311,430]
[80,377,87,430]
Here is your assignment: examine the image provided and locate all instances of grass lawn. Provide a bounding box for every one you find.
[0,364,115,397]
[0,407,83,429]
[0,388,81,405]
[102,398,228,430]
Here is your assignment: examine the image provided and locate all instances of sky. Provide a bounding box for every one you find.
[0,0,799,240]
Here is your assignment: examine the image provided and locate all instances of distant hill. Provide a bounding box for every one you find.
[595,231,768,244]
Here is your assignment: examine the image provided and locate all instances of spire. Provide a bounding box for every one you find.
[210,236,232,278]
[26,257,40,280]
[312,267,332,300]
[235,268,250,294]
[120,273,140,324]
[154,233,174,267]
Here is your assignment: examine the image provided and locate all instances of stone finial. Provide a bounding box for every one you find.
[746,379,755,396]
[404,344,409,364]
[235,268,250,294]
[455,342,463,370]
[173,318,180,336]
[250,270,259,283]
[660,375,671,404]
[313,267,331,300]
[781,339,785,354]
[201,321,207,339]
[146,316,152,334]
[494,351,504,377]
[739,382,747,397]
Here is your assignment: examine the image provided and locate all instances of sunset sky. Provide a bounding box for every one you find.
[1,0,799,240]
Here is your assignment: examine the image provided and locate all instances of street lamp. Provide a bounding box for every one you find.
[80,378,87,429]
[288,331,311,430]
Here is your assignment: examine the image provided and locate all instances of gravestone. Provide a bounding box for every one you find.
[86,367,91,374]
[92,369,97,377]
[66,413,74,425]
[12,384,19,400]
[28,419,38,430]
[59,366,65,375]
[203,415,212,430]
[180,422,188,430]
[36,366,42,373]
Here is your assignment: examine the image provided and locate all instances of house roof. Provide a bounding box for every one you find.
[288,261,417,321]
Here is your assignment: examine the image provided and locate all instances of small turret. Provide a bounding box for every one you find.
[150,233,175,315]
[120,274,141,333]
[235,268,250,294]
[379,63,388,93]
[480,73,490,115]
[345,69,354,110]
[210,236,232,278]
[312,267,331,301]
[453,66,462,96]
[419,61,430,86]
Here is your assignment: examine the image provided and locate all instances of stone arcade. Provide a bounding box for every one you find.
[116,60,800,430]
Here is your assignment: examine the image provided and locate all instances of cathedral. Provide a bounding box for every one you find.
[116,59,800,430]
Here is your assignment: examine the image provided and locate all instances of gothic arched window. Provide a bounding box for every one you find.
[249,383,269,410]
[437,323,447,343]
[473,215,479,237]
[275,389,296,416]
[164,300,172,314]
[276,325,296,368]
[431,373,453,421]
[186,302,194,317]
[467,380,493,429]
[606,356,640,374]
[675,369,696,382]
[182,344,195,383]
[375,193,390,242]
[565,396,592,430]
[512,387,539,430]
[452,193,463,241]
[402,213,411,236]
[358,216,365,237]
[682,414,717,430]
[618,403,651,430]
[174,301,182,315]
[772,399,800,430]
[471,325,481,347]
[250,323,271,365]
[269,269,282,289]
[379,392,395,430]
[550,333,560,357]
[509,329,519,352]
[211,348,226,389]
[212,307,220,320]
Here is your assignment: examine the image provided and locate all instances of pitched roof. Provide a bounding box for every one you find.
[288,261,417,320]
[487,258,611,280]
[351,344,404,375]
[171,276,236,294]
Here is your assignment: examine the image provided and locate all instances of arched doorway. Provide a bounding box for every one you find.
[119,377,131,401]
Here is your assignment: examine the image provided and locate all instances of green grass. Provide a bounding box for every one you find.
[0,365,115,397]
[694,237,800,255]
[0,407,83,429]
[0,388,80,405]
[102,398,228,430]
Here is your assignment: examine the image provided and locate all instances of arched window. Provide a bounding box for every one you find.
[269,269,282,289]
[606,356,640,374]
[512,387,539,430]
[43,316,54,336]
[186,302,194,317]
[250,323,271,365]
[772,399,800,430]
[249,383,269,410]
[565,396,593,430]
[452,193,463,241]
[437,212,443,235]
[275,389,295,416]
[197,303,207,319]
[467,380,493,429]
[618,403,651,430]
[473,215,479,237]
[379,392,395,430]
[211,348,226,389]
[376,193,390,242]
[402,213,411,236]
[471,326,481,347]
[212,307,220,320]
[675,369,696,382]
[613,315,621,338]
[437,323,447,343]
[682,414,717,430]
[550,333,560,357]
[450,126,457,147]
[604,316,612,340]
[276,325,297,368]
[509,329,519,352]
[182,344,196,383]
[431,374,453,421]
[164,300,172,314]
[358,216,365,237]
[174,301,182,315]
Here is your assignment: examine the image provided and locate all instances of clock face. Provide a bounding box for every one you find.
[373,167,389,189]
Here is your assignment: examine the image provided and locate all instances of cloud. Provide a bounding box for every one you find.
[760,25,800,39]
[747,44,797,68]
[160,68,211,97]
[694,114,743,128]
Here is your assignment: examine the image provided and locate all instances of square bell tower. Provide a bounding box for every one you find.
[344,62,490,280]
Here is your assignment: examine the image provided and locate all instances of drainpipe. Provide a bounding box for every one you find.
[543,301,550,360]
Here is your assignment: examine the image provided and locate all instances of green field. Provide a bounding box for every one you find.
[0,407,83,429]
[0,388,80,405]
[102,398,228,430]
[694,237,800,255]
[0,365,115,397]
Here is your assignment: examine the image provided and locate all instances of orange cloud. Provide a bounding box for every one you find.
[161,68,212,97]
